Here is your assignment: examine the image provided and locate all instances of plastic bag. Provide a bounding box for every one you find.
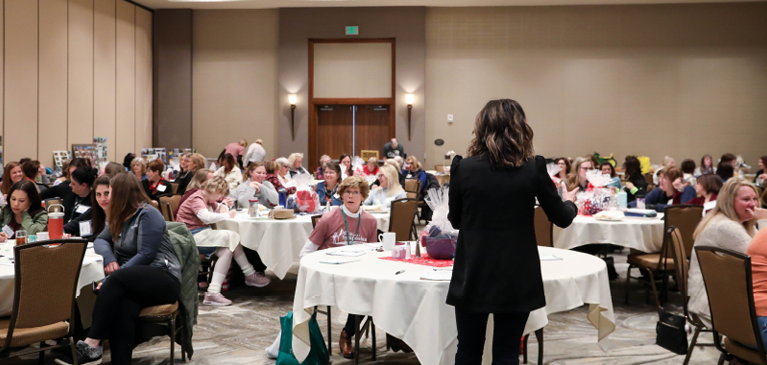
[420,186,458,258]
[350,156,365,176]
[575,170,617,216]
[293,174,320,213]
[547,163,562,184]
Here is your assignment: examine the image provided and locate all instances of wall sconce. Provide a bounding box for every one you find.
[406,94,414,141]
[289,94,297,140]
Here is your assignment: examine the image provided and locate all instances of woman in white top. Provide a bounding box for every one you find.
[687,177,767,326]
[274,157,293,187]
[214,153,243,191]
[364,164,407,207]
[288,153,310,177]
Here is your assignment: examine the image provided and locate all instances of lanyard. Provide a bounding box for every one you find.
[342,209,362,246]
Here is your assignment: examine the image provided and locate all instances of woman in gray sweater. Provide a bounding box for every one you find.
[58,172,181,365]
[230,162,278,209]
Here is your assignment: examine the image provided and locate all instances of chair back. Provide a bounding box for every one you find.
[360,150,379,161]
[404,179,421,200]
[160,195,183,221]
[664,205,704,258]
[389,198,418,241]
[695,246,764,352]
[44,198,63,212]
[161,201,175,221]
[3,240,87,350]
[311,214,323,229]
[171,183,179,194]
[667,227,689,310]
[533,206,553,247]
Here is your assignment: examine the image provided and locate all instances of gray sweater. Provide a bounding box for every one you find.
[94,203,181,282]
[230,179,279,209]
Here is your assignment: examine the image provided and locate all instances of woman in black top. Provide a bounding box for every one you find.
[447,99,578,365]
[63,167,98,238]
[621,155,647,203]
[91,175,111,238]
[40,158,90,220]
[142,159,173,203]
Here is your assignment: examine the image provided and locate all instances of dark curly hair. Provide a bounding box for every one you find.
[467,99,534,169]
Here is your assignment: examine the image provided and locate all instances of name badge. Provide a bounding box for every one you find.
[157,185,167,193]
[75,205,91,214]
[79,221,92,236]
[2,225,14,238]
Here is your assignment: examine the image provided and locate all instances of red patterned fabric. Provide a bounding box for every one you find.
[380,252,454,267]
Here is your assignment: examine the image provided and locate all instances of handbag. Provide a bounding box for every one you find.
[656,311,688,354]
[276,311,329,365]
[655,242,688,355]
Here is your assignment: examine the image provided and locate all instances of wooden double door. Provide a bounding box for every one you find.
[315,104,391,168]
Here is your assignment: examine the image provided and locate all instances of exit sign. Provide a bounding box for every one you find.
[345,26,359,36]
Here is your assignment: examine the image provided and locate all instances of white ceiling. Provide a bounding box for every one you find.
[135,0,763,10]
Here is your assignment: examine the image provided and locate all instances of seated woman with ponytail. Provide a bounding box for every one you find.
[175,176,271,306]
[57,172,182,365]
[0,180,48,242]
[63,167,99,238]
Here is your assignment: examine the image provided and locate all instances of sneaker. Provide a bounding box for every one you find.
[203,292,232,306]
[245,272,271,287]
[55,340,102,365]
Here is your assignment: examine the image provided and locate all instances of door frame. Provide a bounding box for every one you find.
[308,38,396,171]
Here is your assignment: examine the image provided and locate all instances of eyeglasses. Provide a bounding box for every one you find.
[343,190,361,196]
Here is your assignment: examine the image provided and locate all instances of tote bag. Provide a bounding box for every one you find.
[277,311,329,365]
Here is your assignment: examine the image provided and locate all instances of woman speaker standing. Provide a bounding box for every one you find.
[447,99,578,365]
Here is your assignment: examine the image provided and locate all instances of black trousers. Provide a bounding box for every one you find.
[89,266,180,365]
[454,307,529,365]
[243,246,268,273]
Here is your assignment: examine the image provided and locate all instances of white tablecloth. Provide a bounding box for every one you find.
[216,210,390,279]
[292,245,615,365]
[553,215,665,253]
[0,243,105,316]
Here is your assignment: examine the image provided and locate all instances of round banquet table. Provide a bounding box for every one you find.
[291,245,615,365]
[0,242,105,316]
[216,209,391,280]
[553,214,666,253]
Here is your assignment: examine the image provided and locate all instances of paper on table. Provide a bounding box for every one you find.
[319,257,360,265]
[344,244,378,252]
[420,268,452,281]
[540,255,562,261]
[326,251,365,257]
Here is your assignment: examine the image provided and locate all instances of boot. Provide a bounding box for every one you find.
[339,330,354,359]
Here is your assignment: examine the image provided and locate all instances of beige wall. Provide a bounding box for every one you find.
[425,3,767,169]
[191,9,279,160]
[1,0,152,169]
[313,43,393,98]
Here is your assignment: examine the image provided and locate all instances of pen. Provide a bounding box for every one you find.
[395,270,405,275]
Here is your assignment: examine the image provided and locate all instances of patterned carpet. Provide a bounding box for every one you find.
[8,249,733,365]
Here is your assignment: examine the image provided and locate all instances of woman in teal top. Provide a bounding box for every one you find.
[0,180,48,242]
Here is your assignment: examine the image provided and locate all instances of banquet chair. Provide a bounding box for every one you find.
[0,239,87,365]
[521,329,544,365]
[696,246,767,365]
[137,302,186,365]
[160,195,183,221]
[44,198,62,211]
[663,205,704,258]
[533,206,553,247]
[625,228,676,309]
[160,201,175,222]
[311,214,322,229]
[644,173,655,192]
[666,227,713,365]
[389,198,418,241]
[171,183,179,194]
[404,179,421,200]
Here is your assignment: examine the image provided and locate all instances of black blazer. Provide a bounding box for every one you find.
[446,155,577,313]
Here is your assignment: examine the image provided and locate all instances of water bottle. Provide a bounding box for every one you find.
[617,190,628,210]
[278,188,287,208]
[248,198,259,217]
[636,194,646,210]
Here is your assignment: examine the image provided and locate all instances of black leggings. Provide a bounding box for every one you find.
[454,307,529,365]
[89,266,180,365]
